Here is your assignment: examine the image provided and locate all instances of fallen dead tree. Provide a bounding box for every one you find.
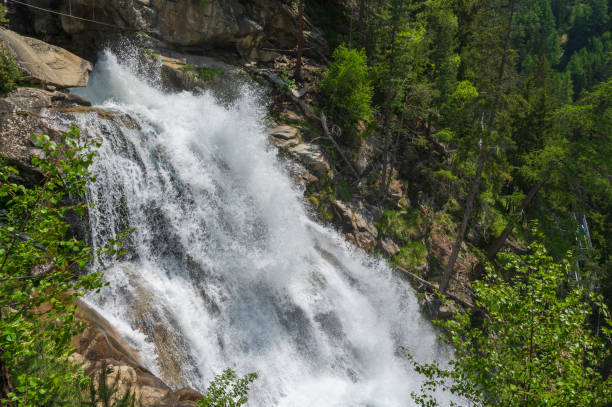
[396,265,474,309]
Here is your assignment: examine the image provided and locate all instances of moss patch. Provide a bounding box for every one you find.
[393,241,428,270]
[198,67,225,81]
[377,209,427,244]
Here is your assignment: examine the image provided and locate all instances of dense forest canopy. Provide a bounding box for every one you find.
[313,0,612,308]
[310,1,612,402]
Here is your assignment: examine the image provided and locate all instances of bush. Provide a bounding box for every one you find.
[407,241,612,406]
[0,127,127,406]
[0,4,8,25]
[0,45,21,93]
[197,369,257,407]
[377,209,427,244]
[82,362,138,407]
[393,240,428,270]
[320,44,373,142]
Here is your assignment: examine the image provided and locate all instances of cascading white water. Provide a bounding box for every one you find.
[61,50,455,406]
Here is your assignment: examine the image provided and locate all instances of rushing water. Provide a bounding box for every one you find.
[62,50,455,406]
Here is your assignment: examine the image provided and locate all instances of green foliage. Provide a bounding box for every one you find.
[377,209,426,244]
[143,49,161,61]
[0,127,127,406]
[198,67,225,81]
[566,32,612,97]
[178,63,225,81]
[307,173,337,221]
[6,342,90,407]
[335,177,352,202]
[0,4,8,25]
[306,173,356,221]
[407,240,612,406]
[0,45,21,93]
[320,44,373,140]
[279,67,297,91]
[393,240,427,270]
[196,369,257,407]
[81,363,138,407]
[180,63,196,72]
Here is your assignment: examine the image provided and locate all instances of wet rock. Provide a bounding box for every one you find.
[269,124,299,140]
[381,238,400,257]
[171,388,205,402]
[283,160,318,188]
[268,124,300,148]
[72,299,202,407]
[288,142,330,176]
[419,294,459,319]
[104,364,141,403]
[331,200,379,251]
[159,387,204,406]
[279,109,306,124]
[73,300,146,371]
[158,53,242,102]
[0,87,141,183]
[0,88,59,180]
[52,105,140,129]
[140,385,171,407]
[0,28,92,88]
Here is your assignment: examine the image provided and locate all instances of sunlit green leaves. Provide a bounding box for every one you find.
[197,369,258,407]
[0,127,127,406]
[408,240,612,406]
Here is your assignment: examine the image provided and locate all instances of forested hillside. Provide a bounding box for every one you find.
[302,0,612,401]
[304,0,612,309]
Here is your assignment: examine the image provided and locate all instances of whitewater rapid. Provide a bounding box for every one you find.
[63,51,455,406]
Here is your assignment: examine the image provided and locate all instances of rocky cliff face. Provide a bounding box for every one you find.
[9,0,328,62]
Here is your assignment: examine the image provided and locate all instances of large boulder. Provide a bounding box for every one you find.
[0,87,91,182]
[0,28,92,88]
[268,124,300,149]
[288,142,330,177]
[73,299,205,407]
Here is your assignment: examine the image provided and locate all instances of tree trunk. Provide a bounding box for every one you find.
[379,1,401,205]
[294,0,304,81]
[473,167,553,278]
[438,0,517,296]
[358,0,366,45]
[0,357,14,406]
[439,142,488,294]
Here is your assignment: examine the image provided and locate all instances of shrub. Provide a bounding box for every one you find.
[82,363,138,407]
[0,45,21,93]
[407,241,612,406]
[320,45,373,142]
[0,127,127,406]
[336,177,352,202]
[393,241,428,270]
[377,209,427,244]
[0,4,8,25]
[197,369,258,407]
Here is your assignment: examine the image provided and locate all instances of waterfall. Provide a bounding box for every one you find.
[60,50,455,406]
